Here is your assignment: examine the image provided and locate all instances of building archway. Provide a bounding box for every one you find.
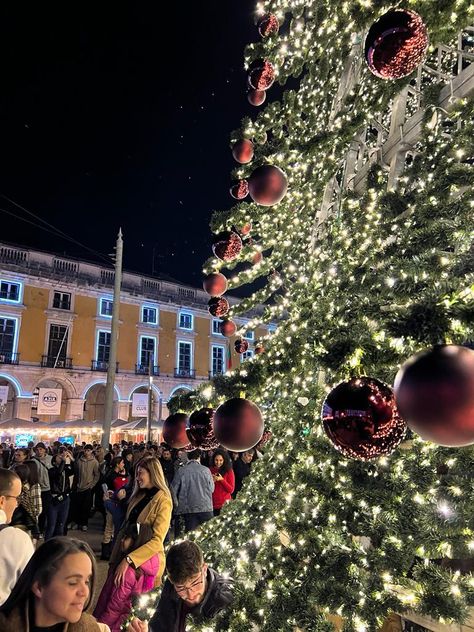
[0,376,22,421]
[83,383,118,422]
[168,384,192,400]
[128,384,162,422]
[31,378,69,422]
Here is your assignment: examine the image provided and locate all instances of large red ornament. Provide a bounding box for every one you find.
[365,9,428,80]
[230,180,249,200]
[232,139,254,164]
[212,231,242,262]
[208,297,229,318]
[239,222,252,236]
[258,14,280,38]
[247,90,266,106]
[213,398,264,452]
[234,339,249,354]
[162,413,189,449]
[220,320,236,337]
[248,165,288,206]
[203,273,228,297]
[394,345,474,447]
[186,407,220,450]
[322,377,406,461]
[248,59,275,91]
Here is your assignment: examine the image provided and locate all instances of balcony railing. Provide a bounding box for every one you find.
[41,356,73,369]
[174,367,196,379]
[135,364,160,376]
[91,360,119,372]
[0,351,19,365]
[208,370,225,379]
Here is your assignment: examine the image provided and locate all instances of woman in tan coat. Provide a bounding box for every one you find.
[110,456,172,588]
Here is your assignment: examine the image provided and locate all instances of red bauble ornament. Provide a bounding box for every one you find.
[365,9,428,80]
[212,231,242,262]
[232,139,254,164]
[258,13,280,38]
[213,398,264,452]
[322,377,406,461]
[247,89,266,106]
[186,407,220,450]
[220,320,236,337]
[203,272,228,297]
[394,345,474,447]
[230,180,249,200]
[248,59,275,91]
[252,251,263,265]
[255,342,265,354]
[162,413,189,449]
[248,165,288,206]
[239,222,252,236]
[208,297,229,318]
[234,339,249,354]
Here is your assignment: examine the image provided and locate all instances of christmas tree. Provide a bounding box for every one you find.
[134,2,474,630]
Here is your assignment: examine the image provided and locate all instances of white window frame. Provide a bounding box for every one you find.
[178,311,193,331]
[138,335,157,367]
[243,330,255,341]
[211,344,226,376]
[176,339,193,374]
[242,349,254,362]
[99,296,113,318]
[52,291,72,311]
[0,314,19,355]
[211,318,223,336]
[141,305,158,325]
[0,279,23,304]
[95,328,111,363]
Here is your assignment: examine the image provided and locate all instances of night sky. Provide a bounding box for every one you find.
[0,2,256,286]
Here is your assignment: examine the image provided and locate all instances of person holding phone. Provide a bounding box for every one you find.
[208,449,235,516]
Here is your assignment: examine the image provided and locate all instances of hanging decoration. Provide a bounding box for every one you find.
[234,338,249,354]
[365,9,428,80]
[203,272,228,297]
[162,413,190,449]
[248,164,288,206]
[213,397,264,452]
[232,139,254,164]
[212,231,243,262]
[258,13,280,38]
[186,407,220,450]
[321,377,406,460]
[255,342,265,354]
[247,89,266,106]
[230,180,249,200]
[248,59,275,91]
[208,296,230,318]
[220,320,237,337]
[394,345,474,447]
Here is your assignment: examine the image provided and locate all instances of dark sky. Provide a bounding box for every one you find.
[0,2,256,286]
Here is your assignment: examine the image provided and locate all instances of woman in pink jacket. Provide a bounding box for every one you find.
[93,523,158,632]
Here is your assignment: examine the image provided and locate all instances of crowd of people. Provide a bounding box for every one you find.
[0,436,262,631]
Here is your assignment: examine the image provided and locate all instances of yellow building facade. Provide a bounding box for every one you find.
[0,242,269,426]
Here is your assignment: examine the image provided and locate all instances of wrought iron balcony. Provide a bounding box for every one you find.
[0,351,19,365]
[208,370,224,379]
[41,355,73,369]
[91,360,119,372]
[135,364,160,376]
[174,367,196,379]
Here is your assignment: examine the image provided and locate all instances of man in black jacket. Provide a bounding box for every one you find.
[128,541,233,632]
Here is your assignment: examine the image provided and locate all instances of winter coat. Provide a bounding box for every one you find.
[171,460,214,515]
[0,599,110,631]
[31,454,52,491]
[232,458,252,498]
[109,488,172,587]
[75,455,100,491]
[209,467,235,510]
[94,555,158,632]
[149,568,234,632]
[49,460,73,498]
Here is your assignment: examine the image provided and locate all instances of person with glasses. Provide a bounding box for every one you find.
[128,540,233,632]
[0,468,35,605]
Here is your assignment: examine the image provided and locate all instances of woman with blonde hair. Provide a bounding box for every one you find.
[110,456,172,588]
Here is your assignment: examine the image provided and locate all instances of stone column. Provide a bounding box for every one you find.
[65,398,86,421]
[14,396,33,421]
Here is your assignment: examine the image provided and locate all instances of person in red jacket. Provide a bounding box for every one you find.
[208,449,235,516]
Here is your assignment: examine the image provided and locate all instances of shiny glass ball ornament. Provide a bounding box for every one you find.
[203,272,228,297]
[208,296,229,318]
[248,165,288,206]
[212,231,242,262]
[220,320,236,337]
[258,13,279,38]
[186,407,219,450]
[239,222,252,236]
[234,338,249,354]
[322,377,406,460]
[255,342,265,354]
[231,139,254,164]
[247,89,266,106]
[230,180,249,200]
[365,9,428,80]
[162,413,189,449]
[394,345,474,447]
[213,398,264,452]
[248,59,275,91]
